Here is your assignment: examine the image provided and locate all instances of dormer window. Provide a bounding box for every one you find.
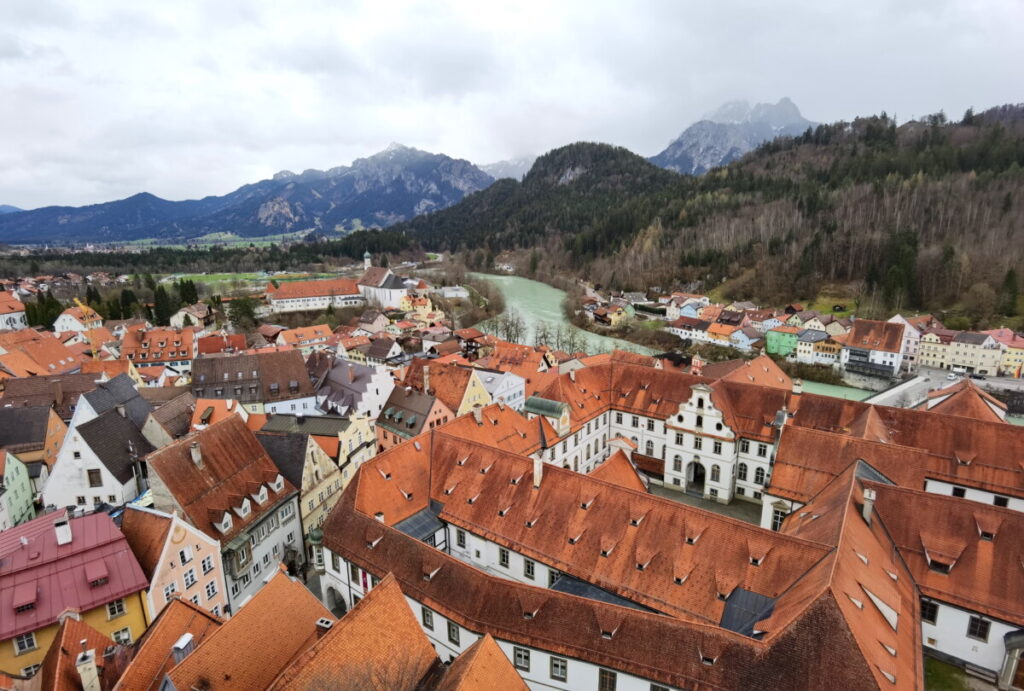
[685,535,699,545]
[750,556,762,567]
[927,557,951,574]
[271,475,284,492]
[219,513,233,533]
[980,530,994,541]
[674,574,687,586]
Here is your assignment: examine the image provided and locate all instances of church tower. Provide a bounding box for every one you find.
[363,250,372,271]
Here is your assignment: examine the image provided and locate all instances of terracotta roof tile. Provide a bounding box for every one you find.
[119,505,172,580]
[434,633,528,691]
[590,449,648,493]
[168,569,332,691]
[268,277,359,300]
[114,598,223,691]
[269,574,439,690]
[36,616,114,691]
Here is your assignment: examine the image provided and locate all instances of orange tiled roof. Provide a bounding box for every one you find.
[37,617,114,691]
[844,319,904,353]
[268,277,359,300]
[114,598,223,691]
[268,574,438,690]
[871,483,1024,626]
[119,506,172,580]
[590,449,647,493]
[168,569,332,691]
[434,633,528,691]
[403,359,476,413]
[278,324,333,347]
[924,379,1007,423]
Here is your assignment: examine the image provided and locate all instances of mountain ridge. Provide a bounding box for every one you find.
[0,144,493,244]
[650,97,815,175]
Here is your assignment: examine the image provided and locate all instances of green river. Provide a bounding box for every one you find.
[469,273,881,401]
[469,273,654,355]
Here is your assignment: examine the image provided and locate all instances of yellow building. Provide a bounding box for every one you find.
[254,431,344,570]
[984,327,1024,376]
[0,512,150,676]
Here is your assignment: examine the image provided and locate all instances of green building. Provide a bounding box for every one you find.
[765,326,800,356]
[1,451,36,530]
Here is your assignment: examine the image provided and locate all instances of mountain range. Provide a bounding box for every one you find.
[0,99,815,244]
[0,144,493,245]
[649,97,815,175]
[0,205,20,214]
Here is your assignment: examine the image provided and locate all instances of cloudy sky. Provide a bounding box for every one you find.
[1,0,1021,209]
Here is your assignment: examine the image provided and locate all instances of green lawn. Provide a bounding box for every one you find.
[806,294,856,317]
[924,658,969,691]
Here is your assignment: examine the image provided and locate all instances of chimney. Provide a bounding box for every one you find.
[533,455,543,489]
[171,632,195,664]
[54,513,72,546]
[792,378,803,396]
[116,403,126,418]
[423,365,430,394]
[189,442,203,467]
[346,363,354,383]
[404,386,412,397]
[472,408,483,425]
[568,369,575,383]
[315,617,334,639]
[75,643,101,691]
[862,487,877,525]
[53,381,64,405]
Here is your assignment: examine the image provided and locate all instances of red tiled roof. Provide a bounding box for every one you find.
[119,506,172,580]
[146,415,298,541]
[590,449,648,493]
[844,319,905,353]
[924,379,1006,423]
[434,633,527,691]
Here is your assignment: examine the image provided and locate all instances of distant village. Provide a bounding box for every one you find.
[0,254,1022,689]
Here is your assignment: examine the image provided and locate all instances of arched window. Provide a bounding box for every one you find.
[711,464,721,483]
[673,455,682,472]
[696,415,703,428]
[754,467,766,485]
[697,397,705,409]
[645,440,654,456]
[738,463,748,482]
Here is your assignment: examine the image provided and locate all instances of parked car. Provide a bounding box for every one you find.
[969,373,987,380]
[947,372,959,381]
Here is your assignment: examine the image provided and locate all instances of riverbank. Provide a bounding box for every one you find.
[468,273,655,355]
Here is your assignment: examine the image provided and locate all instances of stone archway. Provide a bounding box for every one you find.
[326,587,347,617]
[686,461,705,494]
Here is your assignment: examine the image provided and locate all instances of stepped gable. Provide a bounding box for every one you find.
[870,483,1024,627]
[268,574,441,690]
[167,569,332,691]
[324,461,916,690]
[591,449,648,493]
[114,597,223,691]
[771,463,921,690]
[924,379,1007,423]
[434,633,529,691]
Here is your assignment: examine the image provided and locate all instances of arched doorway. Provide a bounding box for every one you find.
[686,461,705,494]
[326,587,347,617]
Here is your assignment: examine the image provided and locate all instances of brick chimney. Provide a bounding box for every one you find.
[315,617,334,639]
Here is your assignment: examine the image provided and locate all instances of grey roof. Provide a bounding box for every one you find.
[550,574,656,612]
[379,273,408,290]
[797,329,829,343]
[317,360,381,415]
[255,432,309,489]
[78,409,155,484]
[377,387,437,438]
[393,501,444,541]
[719,588,776,638]
[952,332,990,345]
[359,309,385,324]
[0,405,52,449]
[366,338,398,361]
[260,413,353,436]
[82,374,153,428]
[523,396,567,418]
[149,391,196,439]
[476,369,515,396]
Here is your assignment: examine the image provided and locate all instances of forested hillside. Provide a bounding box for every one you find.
[4,106,1022,321]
